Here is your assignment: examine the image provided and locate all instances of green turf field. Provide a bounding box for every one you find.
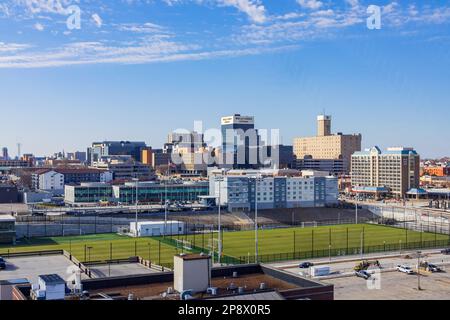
[170,224,449,259]
[0,224,448,266]
[0,233,182,267]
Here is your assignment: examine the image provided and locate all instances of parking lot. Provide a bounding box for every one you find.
[270,249,450,300]
[0,254,87,284]
[325,269,450,300]
[88,262,160,278]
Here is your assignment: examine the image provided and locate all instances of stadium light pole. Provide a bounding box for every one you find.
[132,177,139,238]
[215,176,224,264]
[254,174,262,263]
[417,251,422,291]
[164,161,169,238]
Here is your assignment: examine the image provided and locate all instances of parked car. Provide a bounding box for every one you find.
[355,270,371,280]
[397,265,414,274]
[299,262,314,269]
[426,263,442,273]
[0,257,6,270]
[441,249,450,255]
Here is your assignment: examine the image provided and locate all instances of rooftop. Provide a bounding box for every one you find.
[79,264,333,301]
[0,215,15,222]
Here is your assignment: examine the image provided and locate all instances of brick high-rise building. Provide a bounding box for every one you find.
[351,146,420,198]
[293,115,362,173]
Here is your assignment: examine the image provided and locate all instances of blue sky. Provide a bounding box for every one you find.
[0,0,449,158]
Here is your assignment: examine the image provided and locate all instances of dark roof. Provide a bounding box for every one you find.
[34,167,107,175]
[176,253,211,261]
[39,274,66,284]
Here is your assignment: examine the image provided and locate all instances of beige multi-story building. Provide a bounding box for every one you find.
[293,115,362,173]
[351,146,420,197]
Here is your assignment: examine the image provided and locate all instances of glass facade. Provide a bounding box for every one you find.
[114,183,209,204]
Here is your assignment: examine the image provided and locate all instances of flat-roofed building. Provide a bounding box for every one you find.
[64,183,114,205]
[209,169,338,212]
[294,157,344,175]
[87,141,147,164]
[422,166,450,177]
[0,215,15,244]
[92,156,152,181]
[0,185,19,204]
[112,181,209,204]
[221,114,261,169]
[293,115,361,173]
[351,146,420,198]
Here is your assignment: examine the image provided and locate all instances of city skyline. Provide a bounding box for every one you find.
[1,0,449,157]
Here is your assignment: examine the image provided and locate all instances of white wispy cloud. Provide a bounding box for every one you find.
[1,1,450,69]
[160,0,266,23]
[117,22,167,34]
[14,0,78,15]
[33,22,44,31]
[0,38,297,68]
[0,42,32,53]
[235,1,450,45]
[297,0,323,10]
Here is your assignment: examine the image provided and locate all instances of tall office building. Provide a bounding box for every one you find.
[221,114,260,169]
[293,115,362,173]
[168,131,206,153]
[2,147,8,160]
[75,151,87,163]
[87,141,147,164]
[351,146,420,198]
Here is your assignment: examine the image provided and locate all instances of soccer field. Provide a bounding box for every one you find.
[0,224,448,266]
[0,233,180,267]
[171,224,450,259]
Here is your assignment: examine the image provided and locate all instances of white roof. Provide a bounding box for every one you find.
[132,220,183,226]
[0,215,15,222]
